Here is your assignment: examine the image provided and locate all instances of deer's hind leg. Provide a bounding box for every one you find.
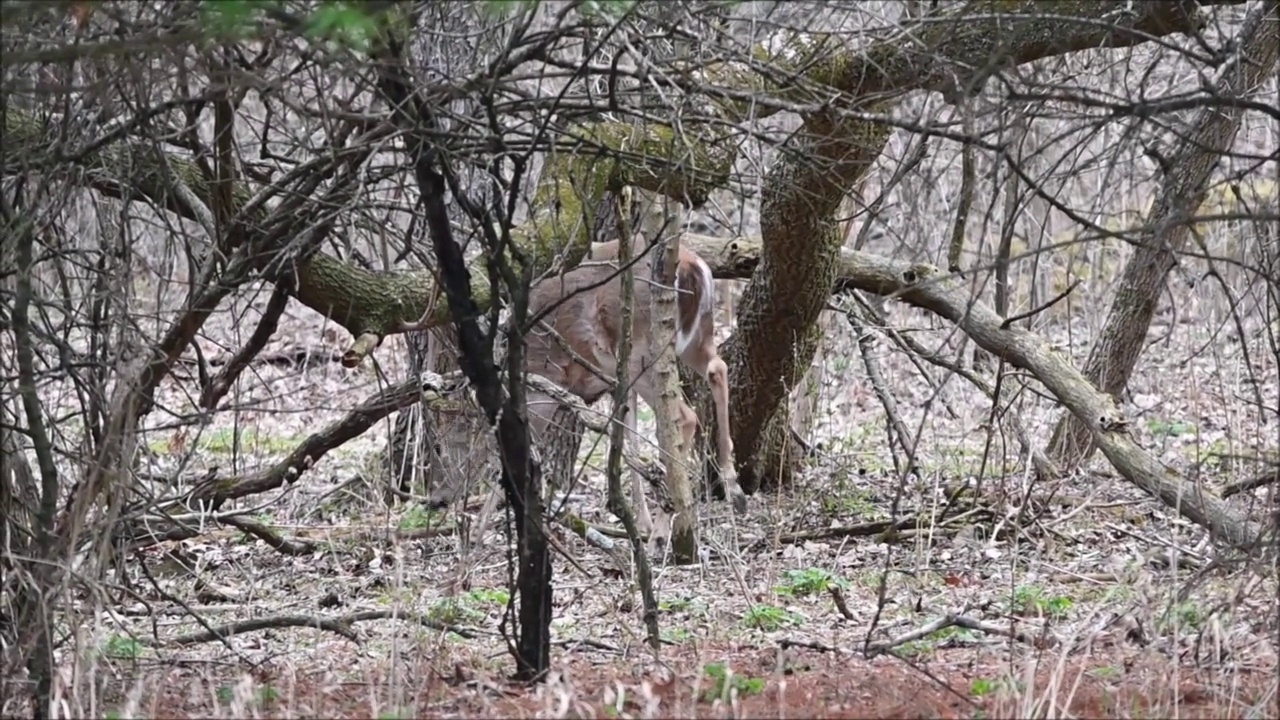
[703,356,745,513]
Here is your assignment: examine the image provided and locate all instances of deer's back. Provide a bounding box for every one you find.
[526,263,655,404]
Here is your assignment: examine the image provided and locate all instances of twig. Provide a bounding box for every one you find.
[1221,466,1280,498]
[865,613,1056,657]
[184,371,467,508]
[134,551,251,663]
[554,637,622,654]
[859,296,1059,479]
[167,614,360,646]
[339,609,481,638]
[946,104,977,272]
[603,189,661,652]
[745,507,979,553]
[219,515,315,556]
[847,311,921,478]
[1001,278,1081,329]
[200,284,302,410]
[847,293,958,419]
[779,638,847,654]
[828,586,856,621]
[164,608,482,647]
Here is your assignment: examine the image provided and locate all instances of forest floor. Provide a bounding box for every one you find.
[7,280,1278,719]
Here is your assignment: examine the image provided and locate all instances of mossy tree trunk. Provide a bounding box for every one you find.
[720,119,890,493]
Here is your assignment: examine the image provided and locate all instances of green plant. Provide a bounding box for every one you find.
[429,598,485,625]
[215,684,279,706]
[306,1,379,51]
[660,595,709,617]
[465,587,510,607]
[970,676,1024,698]
[970,678,998,697]
[819,486,880,517]
[1012,585,1073,619]
[1088,665,1123,680]
[257,686,281,705]
[930,624,979,646]
[398,503,444,531]
[101,634,144,659]
[662,627,693,644]
[1157,601,1205,633]
[895,639,935,658]
[1146,418,1197,438]
[702,662,765,702]
[776,567,849,597]
[150,427,301,456]
[741,604,802,631]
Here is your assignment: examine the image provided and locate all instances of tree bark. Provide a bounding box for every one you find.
[1043,1,1280,476]
[639,192,698,562]
[720,119,890,493]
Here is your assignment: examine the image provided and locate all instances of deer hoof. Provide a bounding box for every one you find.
[724,476,747,515]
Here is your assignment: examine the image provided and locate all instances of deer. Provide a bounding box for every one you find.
[523,233,745,534]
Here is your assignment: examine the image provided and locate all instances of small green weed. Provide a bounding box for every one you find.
[741,604,803,631]
[702,662,765,702]
[1012,585,1073,619]
[776,567,849,598]
[429,598,485,625]
[893,624,980,658]
[970,678,998,697]
[1157,601,1205,633]
[1088,665,1123,679]
[465,587,510,607]
[896,639,935,658]
[970,676,1023,698]
[662,627,693,644]
[819,487,879,517]
[660,595,709,618]
[398,503,444,531]
[1146,418,1197,438]
[215,684,280,706]
[101,634,144,659]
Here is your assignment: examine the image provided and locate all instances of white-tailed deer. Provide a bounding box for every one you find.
[524,234,745,529]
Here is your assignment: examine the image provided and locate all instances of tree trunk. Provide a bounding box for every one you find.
[639,192,698,562]
[721,119,891,493]
[1043,1,1280,476]
[384,3,503,511]
[386,327,470,507]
